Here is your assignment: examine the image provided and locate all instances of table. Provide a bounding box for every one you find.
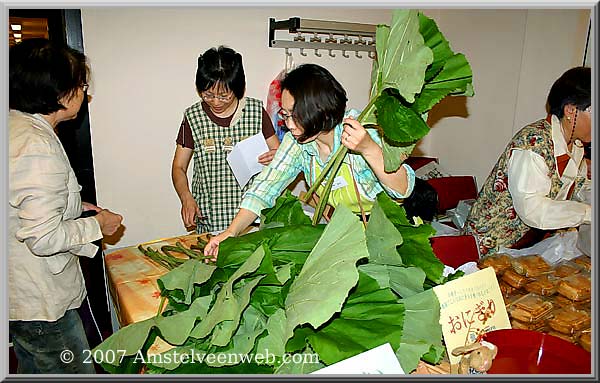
[104,231,451,373]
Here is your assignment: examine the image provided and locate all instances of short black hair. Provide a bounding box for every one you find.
[403,177,439,222]
[9,38,88,115]
[281,64,347,142]
[547,66,591,118]
[195,46,245,99]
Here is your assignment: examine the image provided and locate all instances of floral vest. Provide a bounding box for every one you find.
[186,97,263,233]
[465,119,585,255]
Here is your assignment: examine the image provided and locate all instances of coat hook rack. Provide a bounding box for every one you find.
[269,17,377,59]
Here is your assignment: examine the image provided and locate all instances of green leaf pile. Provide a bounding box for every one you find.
[93,192,450,374]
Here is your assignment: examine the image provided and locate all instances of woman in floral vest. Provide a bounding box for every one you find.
[465,67,591,256]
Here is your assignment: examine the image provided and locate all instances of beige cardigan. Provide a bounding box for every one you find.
[8,110,103,321]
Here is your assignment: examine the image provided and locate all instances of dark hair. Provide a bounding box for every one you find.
[403,177,439,222]
[281,64,347,142]
[195,46,245,99]
[547,66,591,118]
[9,38,88,115]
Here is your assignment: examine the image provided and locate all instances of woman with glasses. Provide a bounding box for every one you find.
[9,38,123,373]
[465,66,592,256]
[171,46,280,234]
[204,63,416,259]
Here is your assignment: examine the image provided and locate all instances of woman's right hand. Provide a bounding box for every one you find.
[94,209,123,236]
[181,197,202,229]
[204,229,235,261]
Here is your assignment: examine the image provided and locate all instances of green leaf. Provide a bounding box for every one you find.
[250,285,287,317]
[375,92,430,143]
[207,305,268,367]
[255,308,288,360]
[358,264,425,299]
[274,344,324,374]
[157,260,216,305]
[92,295,212,367]
[412,53,474,114]
[306,271,405,365]
[378,9,433,103]
[260,190,311,228]
[284,205,368,341]
[382,140,417,173]
[375,193,443,284]
[418,12,454,82]
[190,245,266,341]
[365,200,404,266]
[396,289,444,373]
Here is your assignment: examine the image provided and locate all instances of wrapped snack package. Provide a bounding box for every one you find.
[524,274,559,296]
[553,260,585,278]
[572,255,591,272]
[578,330,591,352]
[511,254,551,277]
[479,253,513,275]
[547,306,591,335]
[508,293,554,323]
[502,268,531,289]
[557,273,591,301]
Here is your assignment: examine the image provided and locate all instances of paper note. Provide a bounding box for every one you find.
[433,267,511,367]
[226,133,269,188]
[311,343,404,375]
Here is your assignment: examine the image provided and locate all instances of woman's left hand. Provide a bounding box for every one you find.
[82,201,102,212]
[341,116,376,154]
[258,149,277,166]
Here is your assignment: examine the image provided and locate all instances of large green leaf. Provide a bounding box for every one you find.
[157,260,216,305]
[412,53,474,114]
[92,295,212,367]
[284,205,368,341]
[378,9,433,103]
[418,12,454,82]
[396,289,444,373]
[274,344,324,374]
[365,199,404,266]
[190,246,266,341]
[375,92,430,144]
[376,193,443,284]
[260,190,311,228]
[255,308,288,360]
[305,271,405,365]
[358,264,425,299]
[382,140,417,173]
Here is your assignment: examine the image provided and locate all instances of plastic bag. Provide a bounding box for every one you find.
[446,199,475,229]
[497,230,583,265]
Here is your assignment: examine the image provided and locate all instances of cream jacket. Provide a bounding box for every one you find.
[9,110,103,321]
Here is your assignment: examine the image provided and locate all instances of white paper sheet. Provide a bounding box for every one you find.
[311,343,404,375]
[226,133,269,188]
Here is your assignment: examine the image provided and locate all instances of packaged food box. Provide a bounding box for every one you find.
[547,306,591,334]
[511,254,551,277]
[553,260,584,278]
[510,318,548,332]
[502,268,531,289]
[508,293,553,323]
[572,255,591,271]
[479,252,513,275]
[548,330,579,344]
[557,273,591,301]
[524,274,559,296]
[553,294,591,309]
[578,330,591,352]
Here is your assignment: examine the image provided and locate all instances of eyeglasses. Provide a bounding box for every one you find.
[81,83,89,92]
[201,92,234,102]
[277,109,296,125]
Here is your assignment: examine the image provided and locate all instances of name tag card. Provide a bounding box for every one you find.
[433,267,511,367]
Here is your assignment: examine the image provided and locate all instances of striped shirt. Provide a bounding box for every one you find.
[240,109,415,216]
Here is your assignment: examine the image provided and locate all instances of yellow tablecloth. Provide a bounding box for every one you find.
[105,233,209,326]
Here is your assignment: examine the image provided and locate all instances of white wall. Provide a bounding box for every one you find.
[81,7,591,249]
[81,7,392,248]
[418,9,590,185]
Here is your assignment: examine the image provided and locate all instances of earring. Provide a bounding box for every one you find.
[567,116,571,121]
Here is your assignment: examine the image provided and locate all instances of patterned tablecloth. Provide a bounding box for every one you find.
[104,233,209,328]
